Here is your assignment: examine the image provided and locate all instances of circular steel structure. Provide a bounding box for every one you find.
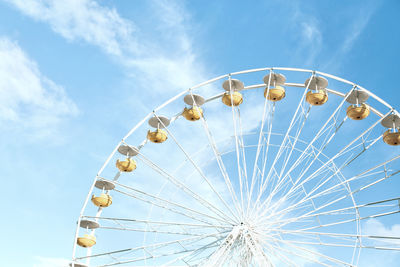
[71,67,400,267]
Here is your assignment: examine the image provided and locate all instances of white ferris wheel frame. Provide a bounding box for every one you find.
[71,67,400,267]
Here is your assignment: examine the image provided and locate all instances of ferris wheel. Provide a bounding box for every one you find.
[71,67,400,267]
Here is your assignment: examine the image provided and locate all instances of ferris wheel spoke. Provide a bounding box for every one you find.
[98,226,220,236]
[255,91,355,213]
[265,240,332,267]
[248,70,275,217]
[200,115,243,221]
[267,238,300,267]
[95,215,227,236]
[264,168,348,220]
[263,157,400,224]
[258,126,274,183]
[275,238,400,252]
[271,236,355,266]
[268,230,353,244]
[268,243,306,267]
[227,76,247,220]
[287,155,399,217]
[270,229,400,243]
[77,232,226,262]
[100,243,221,266]
[102,177,231,225]
[98,177,231,225]
[260,74,315,182]
[259,113,390,219]
[274,208,400,236]
[284,113,388,198]
[153,112,240,223]
[112,187,231,226]
[237,107,251,215]
[278,142,326,232]
[295,161,370,213]
[258,122,347,216]
[266,196,400,232]
[112,240,222,267]
[278,239,359,249]
[269,231,320,266]
[302,209,400,232]
[164,235,225,266]
[192,90,243,220]
[134,148,236,224]
[196,247,223,267]
[83,215,230,229]
[258,162,325,236]
[276,103,312,183]
[252,77,313,216]
[272,116,341,197]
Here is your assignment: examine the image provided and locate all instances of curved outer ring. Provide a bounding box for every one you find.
[72,66,399,262]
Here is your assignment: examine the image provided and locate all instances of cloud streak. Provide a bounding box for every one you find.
[0,37,78,136]
[322,2,379,70]
[6,0,136,56]
[6,0,208,93]
[340,4,377,55]
[360,218,400,266]
[287,3,323,67]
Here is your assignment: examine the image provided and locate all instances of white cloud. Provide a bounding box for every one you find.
[300,21,322,45]
[4,0,209,137]
[322,2,379,71]
[288,1,379,71]
[359,219,400,267]
[364,218,400,245]
[6,0,136,56]
[6,0,206,91]
[301,20,322,66]
[288,4,323,67]
[125,0,209,96]
[340,4,377,55]
[0,37,78,135]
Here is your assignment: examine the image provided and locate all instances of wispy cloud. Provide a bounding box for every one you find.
[322,2,379,70]
[340,4,377,55]
[287,3,323,67]
[6,0,136,56]
[125,0,209,97]
[301,21,322,44]
[3,0,211,140]
[360,218,400,266]
[364,218,400,245]
[287,0,379,71]
[6,0,207,92]
[0,37,78,136]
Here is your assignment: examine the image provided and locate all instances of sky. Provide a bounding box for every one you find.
[0,0,400,266]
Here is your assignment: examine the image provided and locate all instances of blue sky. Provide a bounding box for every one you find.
[0,0,400,266]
